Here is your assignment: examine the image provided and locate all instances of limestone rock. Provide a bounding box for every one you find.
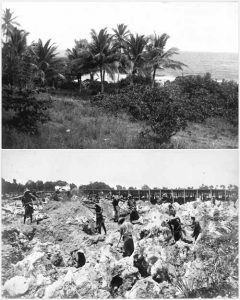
[126,277,162,298]
[4,276,30,297]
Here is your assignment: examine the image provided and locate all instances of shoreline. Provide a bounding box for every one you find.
[81,73,238,84]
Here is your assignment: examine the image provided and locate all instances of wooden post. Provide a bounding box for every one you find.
[224,189,226,201]
[196,189,198,199]
[149,190,151,201]
[171,189,174,203]
[183,189,186,204]
[160,189,161,200]
[138,190,140,200]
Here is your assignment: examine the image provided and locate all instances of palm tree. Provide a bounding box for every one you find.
[66,39,96,92]
[145,33,187,87]
[7,27,28,55]
[112,24,131,82]
[112,23,130,52]
[125,34,148,78]
[2,8,20,42]
[30,39,64,86]
[2,27,29,86]
[89,28,120,92]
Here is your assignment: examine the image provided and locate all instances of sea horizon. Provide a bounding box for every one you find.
[67,50,238,83]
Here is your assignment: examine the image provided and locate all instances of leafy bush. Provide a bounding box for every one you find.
[93,84,187,144]
[118,75,152,89]
[218,80,238,127]
[93,73,238,145]
[172,73,238,126]
[2,86,52,134]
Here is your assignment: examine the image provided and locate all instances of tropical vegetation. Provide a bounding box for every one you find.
[2,9,238,148]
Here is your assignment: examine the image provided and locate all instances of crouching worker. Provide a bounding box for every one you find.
[167,217,192,245]
[95,204,107,235]
[191,216,202,244]
[69,249,86,268]
[118,218,134,257]
[22,189,36,224]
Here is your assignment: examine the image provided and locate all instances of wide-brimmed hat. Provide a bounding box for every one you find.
[24,189,30,194]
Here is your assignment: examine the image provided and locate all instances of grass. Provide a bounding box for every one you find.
[2,95,238,149]
[171,118,238,149]
[2,96,145,149]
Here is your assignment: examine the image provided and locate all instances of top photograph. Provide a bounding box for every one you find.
[2,1,238,149]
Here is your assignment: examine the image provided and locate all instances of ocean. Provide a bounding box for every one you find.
[80,51,238,83]
[157,51,238,82]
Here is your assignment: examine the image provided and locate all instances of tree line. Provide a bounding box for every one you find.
[2,9,238,144]
[1,178,77,195]
[2,178,237,195]
[2,9,186,92]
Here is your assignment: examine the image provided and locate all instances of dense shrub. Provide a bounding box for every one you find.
[58,80,79,90]
[93,84,187,144]
[2,86,52,134]
[218,80,238,127]
[118,75,152,89]
[92,73,238,145]
[172,73,238,126]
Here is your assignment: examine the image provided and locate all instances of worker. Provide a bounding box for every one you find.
[127,195,136,210]
[95,204,107,235]
[167,217,192,244]
[191,216,202,243]
[127,195,139,223]
[22,189,36,224]
[118,217,134,257]
[168,204,176,217]
[211,196,216,206]
[112,195,124,222]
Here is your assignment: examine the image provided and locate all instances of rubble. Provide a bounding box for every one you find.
[1,196,238,298]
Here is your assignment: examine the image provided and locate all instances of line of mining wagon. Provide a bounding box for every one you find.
[84,189,238,204]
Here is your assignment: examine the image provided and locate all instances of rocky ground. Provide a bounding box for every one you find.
[1,195,238,298]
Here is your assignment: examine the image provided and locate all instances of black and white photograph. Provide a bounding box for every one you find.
[1,1,238,149]
[1,0,239,299]
[1,150,238,298]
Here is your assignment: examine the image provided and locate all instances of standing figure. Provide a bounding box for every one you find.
[211,196,216,206]
[118,218,134,257]
[127,195,139,223]
[191,217,202,243]
[112,196,123,222]
[22,189,36,224]
[95,204,107,235]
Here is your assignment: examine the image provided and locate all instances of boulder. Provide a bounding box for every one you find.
[126,277,162,298]
[95,289,111,298]
[3,276,30,297]
[110,257,140,295]
[43,277,64,298]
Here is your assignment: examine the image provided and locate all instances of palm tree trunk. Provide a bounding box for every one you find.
[78,75,82,93]
[100,67,104,93]
[103,69,105,82]
[152,68,157,88]
[90,73,94,83]
[117,70,120,83]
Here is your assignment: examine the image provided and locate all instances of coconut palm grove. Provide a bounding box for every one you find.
[2,9,238,148]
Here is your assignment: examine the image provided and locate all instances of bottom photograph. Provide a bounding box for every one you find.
[1,150,238,298]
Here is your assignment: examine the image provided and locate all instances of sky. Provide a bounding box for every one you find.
[2,1,238,53]
[1,150,238,188]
